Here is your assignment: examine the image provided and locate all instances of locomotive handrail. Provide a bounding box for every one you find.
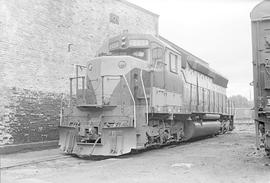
[180,70,193,85]
[69,76,85,79]
[69,76,86,104]
[123,75,137,128]
[140,69,149,125]
[101,74,123,77]
[251,17,270,22]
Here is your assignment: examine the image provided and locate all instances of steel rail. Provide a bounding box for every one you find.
[0,155,71,170]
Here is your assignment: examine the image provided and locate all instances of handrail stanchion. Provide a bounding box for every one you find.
[76,65,79,98]
[123,75,136,128]
[101,76,104,105]
[69,78,73,107]
[140,70,148,125]
[82,76,85,103]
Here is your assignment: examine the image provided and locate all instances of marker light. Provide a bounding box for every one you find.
[121,36,127,47]
[88,63,93,71]
[121,42,126,47]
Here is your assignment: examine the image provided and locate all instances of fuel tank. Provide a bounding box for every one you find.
[184,121,221,140]
[202,114,220,121]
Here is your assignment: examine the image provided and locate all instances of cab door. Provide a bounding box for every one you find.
[150,42,166,108]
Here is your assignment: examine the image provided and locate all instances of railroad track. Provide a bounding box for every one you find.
[235,122,254,125]
[0,142,192,169]
[0,154,71,170]
[0,134,229,170]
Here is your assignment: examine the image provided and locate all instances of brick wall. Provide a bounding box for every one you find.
[0,0,159,145]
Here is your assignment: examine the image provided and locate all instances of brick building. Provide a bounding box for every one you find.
[0,0,159,145]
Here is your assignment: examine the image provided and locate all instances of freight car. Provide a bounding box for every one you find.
[251,0,270,156]
[59,33,235,157]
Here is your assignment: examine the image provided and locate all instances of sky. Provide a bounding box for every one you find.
[129,0,262,100]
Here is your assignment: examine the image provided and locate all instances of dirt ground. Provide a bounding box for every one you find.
[1,121,270,183]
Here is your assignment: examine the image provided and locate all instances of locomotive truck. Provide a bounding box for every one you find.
[59,33,235,157]
[251,0,270,156]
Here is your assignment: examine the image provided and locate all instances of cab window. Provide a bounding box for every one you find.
[110,48,148,61]
[169,53,178,73]
[152,47,163,60]
[131,50,145,58]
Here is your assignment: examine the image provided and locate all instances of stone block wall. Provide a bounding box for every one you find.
[0,0,159,145]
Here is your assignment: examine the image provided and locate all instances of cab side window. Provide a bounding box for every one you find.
[152,47,163,60]
[169,53,178,73]
[151,46,164,69]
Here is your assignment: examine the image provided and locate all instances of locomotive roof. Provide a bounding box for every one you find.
[251,0,270,21]
[158,36,209,67]
[157,35,228,88]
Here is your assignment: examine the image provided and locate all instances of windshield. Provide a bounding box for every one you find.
[110,48,148,61]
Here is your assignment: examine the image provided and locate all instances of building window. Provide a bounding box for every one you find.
[169,53,178,73]
[110,13,119,25]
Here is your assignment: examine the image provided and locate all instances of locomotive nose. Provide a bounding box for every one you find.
[86,56,146,106]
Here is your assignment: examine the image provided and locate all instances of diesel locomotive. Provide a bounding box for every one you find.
[59,33,235,157]
[251,0,270,156]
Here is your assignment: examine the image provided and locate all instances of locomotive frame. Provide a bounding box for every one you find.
[59,33,234,157]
